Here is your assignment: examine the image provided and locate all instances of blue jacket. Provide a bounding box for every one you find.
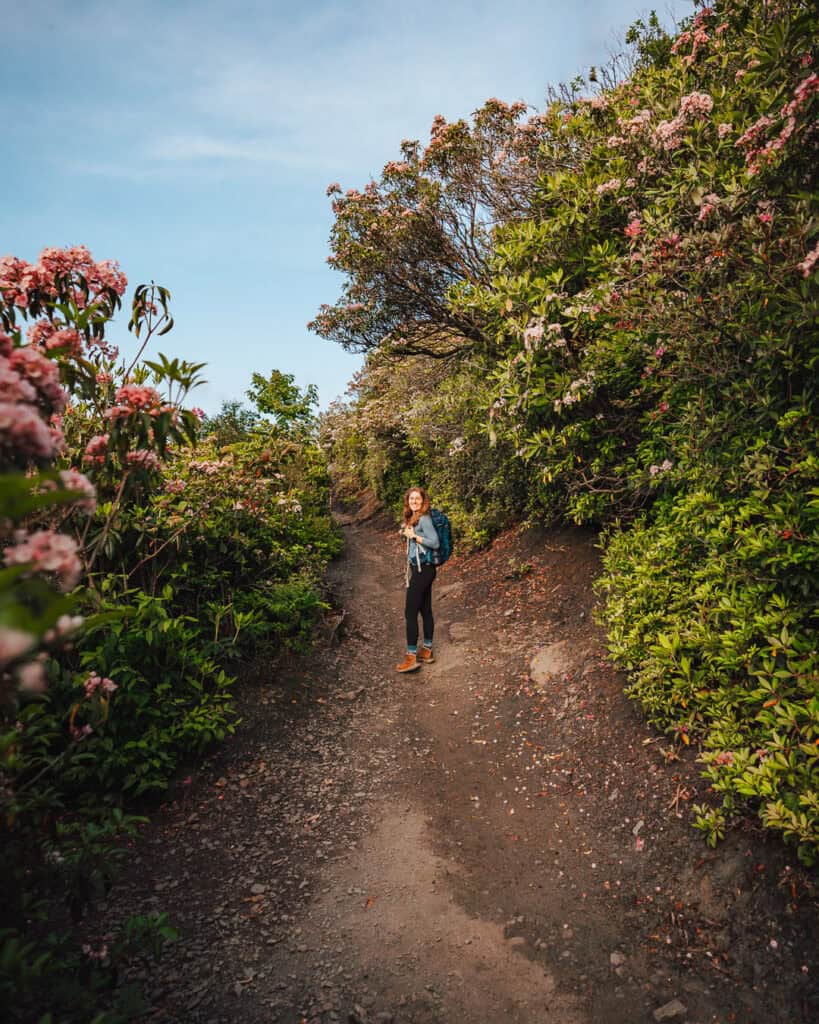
[407,513,440,564]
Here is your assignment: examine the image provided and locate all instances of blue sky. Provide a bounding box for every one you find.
[1,0,691,414]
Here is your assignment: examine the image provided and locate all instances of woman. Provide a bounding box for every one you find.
[396,486,440,673]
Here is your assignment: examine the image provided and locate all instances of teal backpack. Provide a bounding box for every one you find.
[428,508,453,566]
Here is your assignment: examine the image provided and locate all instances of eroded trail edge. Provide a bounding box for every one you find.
[104,517,818,1024]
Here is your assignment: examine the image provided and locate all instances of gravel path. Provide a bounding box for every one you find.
[100,514,818,1023]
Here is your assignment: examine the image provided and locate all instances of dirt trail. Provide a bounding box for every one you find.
[104,515,818,1023]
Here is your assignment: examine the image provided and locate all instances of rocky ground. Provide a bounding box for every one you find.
[100,512,818,1023]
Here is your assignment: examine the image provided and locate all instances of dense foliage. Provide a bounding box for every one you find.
[0,250,339,1020]
[317,0,818,861]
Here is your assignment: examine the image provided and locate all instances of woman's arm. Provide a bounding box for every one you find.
[413,514,440,549]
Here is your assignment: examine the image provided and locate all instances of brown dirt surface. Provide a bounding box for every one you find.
[100,514,818,1023]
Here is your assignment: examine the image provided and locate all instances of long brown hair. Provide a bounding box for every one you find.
[402,486,430,526]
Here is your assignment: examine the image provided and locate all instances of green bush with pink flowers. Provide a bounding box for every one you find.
[0,250,339,1020]
[316,0,818,861]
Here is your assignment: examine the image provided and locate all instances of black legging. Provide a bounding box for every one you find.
[405,562,436,648]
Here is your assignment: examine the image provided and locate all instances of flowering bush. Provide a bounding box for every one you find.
[1,248,340,1019]
[318,0,818,860]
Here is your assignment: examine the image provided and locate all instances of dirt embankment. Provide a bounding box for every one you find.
[101,514,818,1023]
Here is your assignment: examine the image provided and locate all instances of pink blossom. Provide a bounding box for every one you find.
[0,626,35,666]
[523,321,544,350]
[113,384,161,410]
[670,31,691,55]
[126,449,161,471]
[655,346,667,358]
[798,241,819,278]
[653,116,685,150]
[4,528,82,590]
[8,347,66,410]
[44,328,82,356]
[17,660,47,693]
[0,401,60,459]
[84,673,117,698]
[606,135,626,148]
[698,203,716,222]
[758,212,773,225]
[714,751,734,766]
[37,245,127,298]
[595,178,621,196]
[96,371,113,385]
[43,614,85,643]
[624,219,642,240]
[717,122,733,138]
[679,92,714,118]
[658,401,669,413]
[190,406,205,421]
[618,109,652,135]
[189,458,232,475]
[0,360,38,403]
[165,478,186,494]
[735,115,774,149]
[325,182,341,196]
[83,434,109,464]
[27,320,57,348]
[59,468,97,513]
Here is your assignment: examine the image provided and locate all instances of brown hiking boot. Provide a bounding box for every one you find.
[417,646,435,664]
[395,652,420,673]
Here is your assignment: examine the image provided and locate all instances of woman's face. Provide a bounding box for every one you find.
[408,491,423,512]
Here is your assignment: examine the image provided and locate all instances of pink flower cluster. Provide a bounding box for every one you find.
[670,7,712,64]
[649,459,674,476]
[84,673,117,698]
[126,449,161,471]
[59,468,97,513]
[0,401,64,461]
[105,384,163,421]
[798,241,819,279]
[679,91,714,118]
[624,218,643,240]
[83,433,110,465]
[4,528,82,591]
[697,192,720,221]
[522,320,544,349]
[114,384,162,410]
[0,626,35,666]
[617,109,652,136]
[0,245,126,310]
[735,74,819,175]
[577,95,608,111]
[43,613,85,644]
[1,333,67,462]
[189,458,232,475]
[652,92,714,152]
[595,178,621,196]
